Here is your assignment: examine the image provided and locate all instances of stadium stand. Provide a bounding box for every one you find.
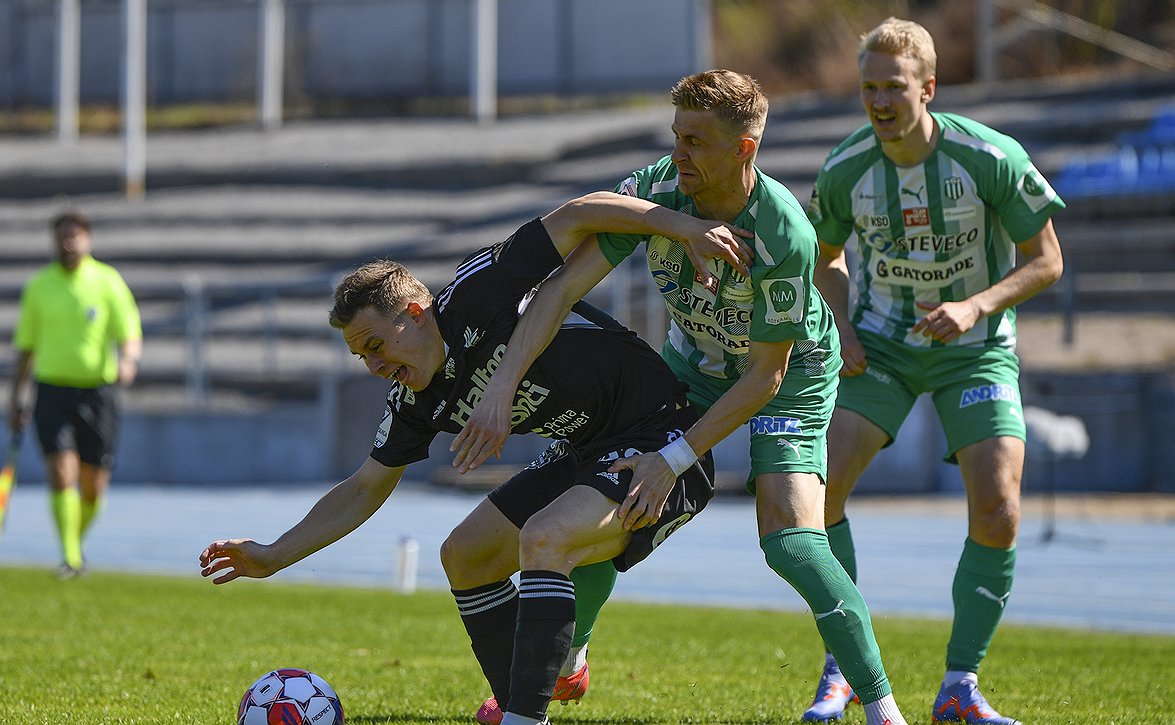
[1,75,1172,415]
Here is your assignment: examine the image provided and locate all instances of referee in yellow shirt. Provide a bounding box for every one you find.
[8,211,142,579]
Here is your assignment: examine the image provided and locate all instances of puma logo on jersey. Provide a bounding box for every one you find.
[901,185,925,204]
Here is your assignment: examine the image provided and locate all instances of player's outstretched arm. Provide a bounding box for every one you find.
[199,458,405,584]
[451,192,752,472]
[547,191,753,275]
[611,339,793,531]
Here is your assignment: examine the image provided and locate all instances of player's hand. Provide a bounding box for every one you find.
[117,357,139,386]
[450,388,510,473]
[912,299,980,343]
[676,218,754,280]
[199,539,278,584]
[609,453,676,531]
[838,327,868,376]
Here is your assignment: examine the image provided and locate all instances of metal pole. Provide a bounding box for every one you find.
[122,0,147,199]
[976,0,996,84]
[694,0,713,71]
[258,0,285,131]
[471,0,497,123]
[55,0,80,143]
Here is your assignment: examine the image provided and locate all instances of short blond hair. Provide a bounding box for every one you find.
[859,17,937,80]
[670,69,768,140]
[329,259,431,329]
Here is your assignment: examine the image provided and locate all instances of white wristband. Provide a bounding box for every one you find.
[658,436,698,477]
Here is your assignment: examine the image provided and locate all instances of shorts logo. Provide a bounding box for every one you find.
[651,512,692,549]
[597,470,622,487]
[865,367,892,384]
[525,440,571,470]
[761,277,804,325]
[959,383,1020,408]
[749,415,803,435]
[599,447,642,464]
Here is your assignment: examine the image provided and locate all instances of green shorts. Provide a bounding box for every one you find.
[839,328,1026,462]
[664,345,838,487]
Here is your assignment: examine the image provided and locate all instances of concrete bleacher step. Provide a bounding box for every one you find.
[2,74,1173,411]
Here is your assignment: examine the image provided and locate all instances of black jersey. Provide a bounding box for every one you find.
[369,218,689,468]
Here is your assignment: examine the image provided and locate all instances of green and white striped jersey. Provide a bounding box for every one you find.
[807,112,1065,349]
[598,155,837,382]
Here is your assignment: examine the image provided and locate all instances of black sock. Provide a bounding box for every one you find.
[453,580,518,707]
[507,570,576,720]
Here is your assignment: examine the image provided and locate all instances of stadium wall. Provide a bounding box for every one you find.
[7,371,1172,493]
[0,0,708,106]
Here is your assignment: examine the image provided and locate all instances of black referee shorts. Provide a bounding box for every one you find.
[33,382,119,469]
[487,407,715,572]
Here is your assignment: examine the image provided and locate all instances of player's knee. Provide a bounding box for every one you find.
[440,524,483,581]
[438,531,463,579]
[517,517,568,569]
[971,498,1020,547]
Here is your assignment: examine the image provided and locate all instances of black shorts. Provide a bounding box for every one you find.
[487,407,715,572]
[33,382,119,469]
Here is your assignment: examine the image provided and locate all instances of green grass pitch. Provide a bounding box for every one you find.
[0,566,1169,723]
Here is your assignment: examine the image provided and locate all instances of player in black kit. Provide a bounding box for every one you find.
[198,191,751,725]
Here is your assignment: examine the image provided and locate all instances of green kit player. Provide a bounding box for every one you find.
[806,18,1065,725]
[454,69,910,725]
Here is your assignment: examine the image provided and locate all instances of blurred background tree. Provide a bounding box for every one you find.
[712,0,1175,98]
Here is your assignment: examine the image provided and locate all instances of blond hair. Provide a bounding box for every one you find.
[670,69,768,140]
[859,17,937,80]
[329,259,431,328]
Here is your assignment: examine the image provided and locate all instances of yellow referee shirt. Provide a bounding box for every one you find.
[13,257,141,388]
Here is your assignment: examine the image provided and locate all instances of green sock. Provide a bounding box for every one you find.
[761,528,890,704]
[826,517,858,582]
[824,518,858,656]
[80,497,105,539]
[568,560,617,648]
[946,538,1016,672]
[51,489,83,569]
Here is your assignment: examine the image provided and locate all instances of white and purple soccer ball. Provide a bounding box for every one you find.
[237,668,344,725]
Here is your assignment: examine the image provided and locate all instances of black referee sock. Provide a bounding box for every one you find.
[453,580,519,707]
[507,570,576,721]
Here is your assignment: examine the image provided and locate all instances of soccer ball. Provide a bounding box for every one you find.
[237,668,344,725]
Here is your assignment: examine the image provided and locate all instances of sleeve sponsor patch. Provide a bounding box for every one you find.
[761,277,805,325]
[1016,163,1057,213]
